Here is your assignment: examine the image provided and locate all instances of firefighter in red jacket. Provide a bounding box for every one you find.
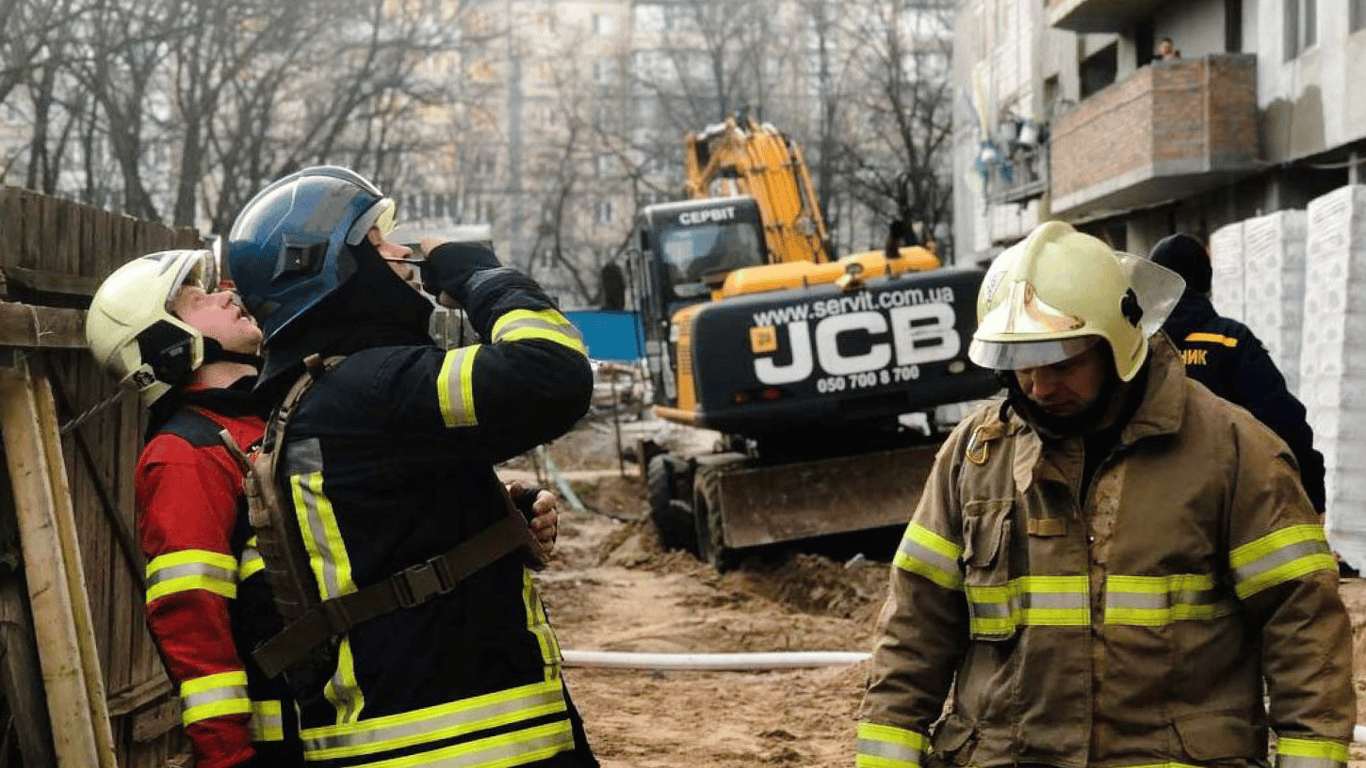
[87,249,300,768]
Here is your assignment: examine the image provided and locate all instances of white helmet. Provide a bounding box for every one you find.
[85,250,218,406]
[969,221,1184,381]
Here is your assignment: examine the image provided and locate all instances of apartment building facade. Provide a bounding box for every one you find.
[953,0,1366,261]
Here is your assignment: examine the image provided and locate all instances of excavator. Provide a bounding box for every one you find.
[633,116,998,568]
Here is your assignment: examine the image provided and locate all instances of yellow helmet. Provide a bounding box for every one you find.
[969,221,1184,381]
[85,250,218,406]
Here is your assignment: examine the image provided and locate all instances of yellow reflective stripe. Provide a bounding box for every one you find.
[490,310,588,356]
[437,346,481,428]
[856,722,928,768]
[966,575,1089,635]
[338,719,573,768]
[1104,573,1239,625]
[251,699,285,742]
[523,570,561,681]
[239,545,265,581]
[301,679,568,761]
[146,550,238,603]
[1276,738,1350,768]
[1230,525,1337,598]
[323,637,365,726]
[892,523,964,590]
[291,469,364,724]
[180,671,251,725]
[1184,332,1237,347]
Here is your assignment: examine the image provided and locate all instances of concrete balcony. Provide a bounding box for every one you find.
[1048,54,1261,222]
[1046,0,1165,33]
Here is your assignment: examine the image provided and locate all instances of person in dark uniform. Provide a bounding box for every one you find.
[1149,232,1326,512]
[226,166,597,768]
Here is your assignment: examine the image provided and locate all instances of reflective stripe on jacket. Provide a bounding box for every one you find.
[858,335,1354,768]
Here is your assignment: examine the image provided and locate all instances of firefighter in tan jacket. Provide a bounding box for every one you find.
[858,221,1355,768]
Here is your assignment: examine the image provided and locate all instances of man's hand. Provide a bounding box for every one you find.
[507,480,558,557]
[420,241,502,308]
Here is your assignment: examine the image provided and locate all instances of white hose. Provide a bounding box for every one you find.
[561,649,871,670]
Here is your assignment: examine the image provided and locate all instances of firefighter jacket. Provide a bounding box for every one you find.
[1163,290,1325,511]
[857,335,1354,768]
[136,389,303,768]
[267,270,596,768]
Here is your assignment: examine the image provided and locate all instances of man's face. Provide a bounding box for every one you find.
[171,286,262,354]
[366,221,423,291]
[1013,342,1110,420]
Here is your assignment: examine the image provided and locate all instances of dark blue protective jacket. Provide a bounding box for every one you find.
[267,267,597,768]
[1162,290,1325,511]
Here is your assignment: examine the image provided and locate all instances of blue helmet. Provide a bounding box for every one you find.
[226,165,395,342]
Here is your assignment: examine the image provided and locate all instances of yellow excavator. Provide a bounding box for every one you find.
[632,116,997,568]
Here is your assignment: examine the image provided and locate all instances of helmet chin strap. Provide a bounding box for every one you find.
[202,337,263,369]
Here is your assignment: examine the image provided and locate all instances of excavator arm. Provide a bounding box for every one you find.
[684,116,830,265]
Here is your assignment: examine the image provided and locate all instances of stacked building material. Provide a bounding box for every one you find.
[1208,220,1246,320]
[1301,185,1366,568]
[1240,210,1308,394]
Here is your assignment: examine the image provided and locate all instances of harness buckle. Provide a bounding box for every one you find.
[393,556,456,608]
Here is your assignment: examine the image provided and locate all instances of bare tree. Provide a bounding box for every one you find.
[836,0,956,254]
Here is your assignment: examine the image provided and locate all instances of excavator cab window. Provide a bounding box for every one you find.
[658,220,764,298]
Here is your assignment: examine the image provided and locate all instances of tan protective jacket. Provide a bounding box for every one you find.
[857,336,1354,768]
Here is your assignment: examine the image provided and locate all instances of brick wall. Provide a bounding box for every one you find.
[1049,54,1258,205]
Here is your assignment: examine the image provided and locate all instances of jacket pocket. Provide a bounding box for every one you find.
[928,712,978,768]
[1172,711,1261,761]
[962,498,1015,641]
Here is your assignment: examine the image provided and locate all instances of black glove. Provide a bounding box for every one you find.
[420,242,502,306]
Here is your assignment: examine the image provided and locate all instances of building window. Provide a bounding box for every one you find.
[593,13,613,36]
[1352,0,1366,31]
[594,200,614,224]
[1285,0,1317,59]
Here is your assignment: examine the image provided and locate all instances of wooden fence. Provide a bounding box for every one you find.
[0,185,203,768]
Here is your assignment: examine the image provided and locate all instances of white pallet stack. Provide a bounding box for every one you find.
[1240,210,1307,395]
[1208,221,1246,321]
[1301,185,1366,568]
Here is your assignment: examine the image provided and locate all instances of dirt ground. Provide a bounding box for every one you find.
[504,418,1366,768]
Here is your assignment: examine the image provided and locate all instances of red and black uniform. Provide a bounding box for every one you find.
[137,385,302,768]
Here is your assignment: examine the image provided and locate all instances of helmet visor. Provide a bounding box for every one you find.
[164,250,218,312]
[968,334,1100,372]
[346,197,397,245]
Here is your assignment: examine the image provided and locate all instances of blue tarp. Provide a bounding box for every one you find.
[562,309,645,362]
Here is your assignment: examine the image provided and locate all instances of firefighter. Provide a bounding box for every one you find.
[225,166,597,767]
[857,220,1354,768]
[1149,232,1326,512]
[86,249,302,768]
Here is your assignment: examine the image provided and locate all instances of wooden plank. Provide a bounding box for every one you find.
[0,570,58,767]
[106,675,172,718]
[0,266,103,298]
[0,302,87,348]
[0,357,118,768]
[130,698,179,743]
[31,361,122,768]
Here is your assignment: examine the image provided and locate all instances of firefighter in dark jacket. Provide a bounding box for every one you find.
[86,249,302,768]
[1149,232,1326,512]
[225,166,597,768]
